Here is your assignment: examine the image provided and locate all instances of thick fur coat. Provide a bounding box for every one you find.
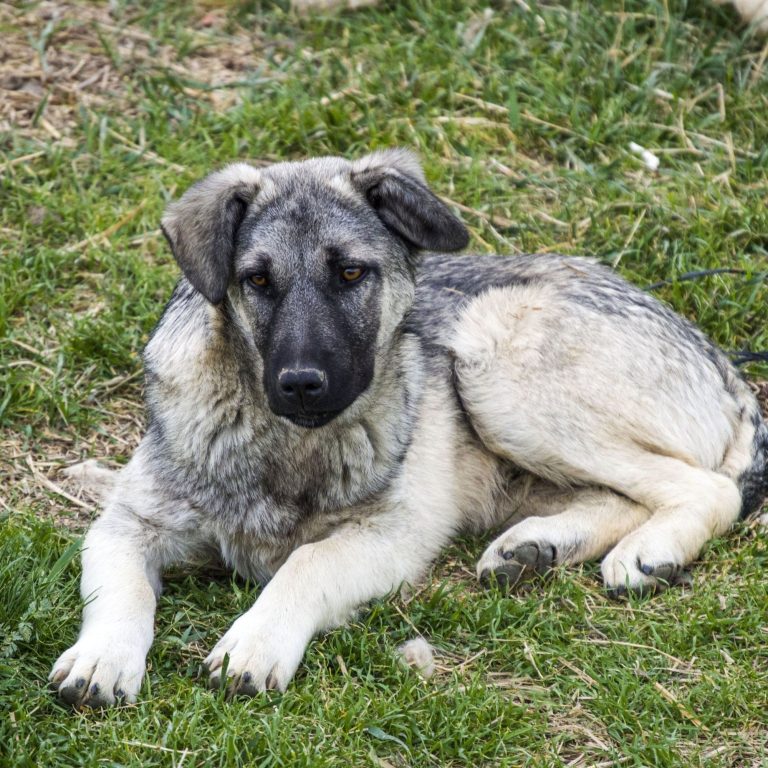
[50,150,767,708]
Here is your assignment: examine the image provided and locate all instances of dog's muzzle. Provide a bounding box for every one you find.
[273,368,340,428]
[278,368,328,406]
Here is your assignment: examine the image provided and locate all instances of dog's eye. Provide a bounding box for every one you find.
[249,274,269,288]
[340,267,365,283]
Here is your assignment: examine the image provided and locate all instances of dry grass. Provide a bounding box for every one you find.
[2,1,768,766]
[0,1,272,147]
[0,385,142,528]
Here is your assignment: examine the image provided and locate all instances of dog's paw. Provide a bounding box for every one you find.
[203,612,310,696]
[601,534,690,597]
[49,636,146,708]
[477,532,558,590]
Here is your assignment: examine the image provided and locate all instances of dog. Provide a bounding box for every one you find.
[49,149,768,708]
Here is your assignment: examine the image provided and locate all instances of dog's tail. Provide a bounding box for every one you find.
[720,390,768,519]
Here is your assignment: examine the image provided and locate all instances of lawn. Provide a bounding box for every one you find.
[1,0,767,766]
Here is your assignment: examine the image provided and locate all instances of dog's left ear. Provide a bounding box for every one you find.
[161,164,262,304]
[351,149,469,253]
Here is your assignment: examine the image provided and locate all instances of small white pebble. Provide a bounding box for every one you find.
[397,638,436,680]
[628,142,660,172]
[757,512,768,528]
[290,0,378,12]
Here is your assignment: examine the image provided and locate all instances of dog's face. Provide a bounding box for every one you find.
[161,151,468,427]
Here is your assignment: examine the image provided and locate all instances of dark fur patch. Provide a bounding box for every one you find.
[738,416,768,518]
[351,167,469,252]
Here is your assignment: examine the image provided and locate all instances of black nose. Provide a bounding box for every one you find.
[278,368,328,409]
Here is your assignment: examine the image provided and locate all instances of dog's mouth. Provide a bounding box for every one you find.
[282,410,341,429]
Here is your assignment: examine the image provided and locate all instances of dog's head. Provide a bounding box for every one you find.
[161,150,468,428]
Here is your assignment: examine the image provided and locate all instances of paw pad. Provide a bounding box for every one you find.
[480,541,556,591]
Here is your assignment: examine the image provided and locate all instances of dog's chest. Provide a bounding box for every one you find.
[192,432,394,581]
[155,409,398,551]
[144,297,415,575]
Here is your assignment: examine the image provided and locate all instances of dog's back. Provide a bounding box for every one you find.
[410,252,768,520]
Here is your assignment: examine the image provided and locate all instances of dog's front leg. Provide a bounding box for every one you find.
[204,504,452,695]
[49,509,163,708]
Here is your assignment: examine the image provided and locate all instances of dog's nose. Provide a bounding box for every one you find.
[278,368,328,409]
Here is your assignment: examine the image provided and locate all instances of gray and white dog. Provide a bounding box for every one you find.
[50,149,767,708]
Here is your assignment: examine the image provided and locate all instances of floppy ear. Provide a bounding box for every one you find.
[161,163,262,304]
[350,149,469,253]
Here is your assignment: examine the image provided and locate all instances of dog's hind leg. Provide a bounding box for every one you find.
[593,399,764,592]
[594,454,741,594]
[453,283,747,594]
[477,486,652,588]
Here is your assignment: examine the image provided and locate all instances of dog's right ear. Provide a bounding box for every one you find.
[161,164,262,305]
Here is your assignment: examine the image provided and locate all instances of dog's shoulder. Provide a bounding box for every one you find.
[143,280,214,379]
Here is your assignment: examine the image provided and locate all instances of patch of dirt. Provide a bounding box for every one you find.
[0,1,272,145]
[0,382,144,530]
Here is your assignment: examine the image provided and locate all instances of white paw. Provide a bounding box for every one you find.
[203,610,311,695]
[601,532,689,595]
[49,634,146,708]
[476,517,566,589]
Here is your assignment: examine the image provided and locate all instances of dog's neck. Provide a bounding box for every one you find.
[257,329,424,510]
[143,289,424,516]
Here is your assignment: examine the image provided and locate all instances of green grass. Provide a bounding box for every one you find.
[1,0,768,765]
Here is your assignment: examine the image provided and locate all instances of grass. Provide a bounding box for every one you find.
[1,0,768,765]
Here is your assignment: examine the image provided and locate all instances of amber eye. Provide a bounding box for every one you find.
[340,266,365,283]
[249,274,269,288]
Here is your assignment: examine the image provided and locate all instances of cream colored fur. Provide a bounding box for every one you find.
[717,0,768,31]
[49,151,765,708]
[453,285,748,592]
